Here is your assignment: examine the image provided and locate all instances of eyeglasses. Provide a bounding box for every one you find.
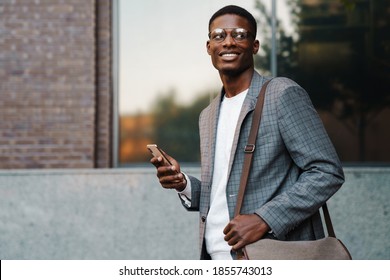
[208,28,253,43]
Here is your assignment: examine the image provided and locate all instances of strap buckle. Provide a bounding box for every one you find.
[244,144,255,153]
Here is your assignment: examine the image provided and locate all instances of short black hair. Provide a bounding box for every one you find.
[208,5,257,36]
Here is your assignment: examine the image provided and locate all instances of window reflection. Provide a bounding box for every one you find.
[118,0,390,165]
[256,0,390,163]
[295,0,390,162]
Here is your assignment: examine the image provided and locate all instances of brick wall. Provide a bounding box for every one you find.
[0,0,112,168]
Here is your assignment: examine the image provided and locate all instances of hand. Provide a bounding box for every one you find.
[150,152,187,192]
[223,214,270,251]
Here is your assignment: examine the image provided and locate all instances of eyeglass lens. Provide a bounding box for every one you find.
[209,28,250,42]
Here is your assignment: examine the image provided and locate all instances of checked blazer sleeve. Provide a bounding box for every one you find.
[252,78,345,240]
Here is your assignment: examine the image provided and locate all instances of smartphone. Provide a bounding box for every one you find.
[146,144,173,166]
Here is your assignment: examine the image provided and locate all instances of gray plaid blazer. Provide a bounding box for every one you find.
[181,71,344,259]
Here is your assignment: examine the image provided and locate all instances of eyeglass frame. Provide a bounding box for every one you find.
[208,28,255,43]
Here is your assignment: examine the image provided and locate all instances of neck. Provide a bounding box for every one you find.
[220,68,254,98]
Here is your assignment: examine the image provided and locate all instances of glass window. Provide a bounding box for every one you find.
[115,0,390,165]
[261,0,390,163]
[117,0,262,165]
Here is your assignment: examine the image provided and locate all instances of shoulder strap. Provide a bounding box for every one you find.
[234,79,271,217]
[233,78,337,238]
[322,202,336,237]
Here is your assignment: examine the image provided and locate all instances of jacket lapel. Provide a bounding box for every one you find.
[205,93,222,188]
[226,72,265,180]
[206,72,266,188]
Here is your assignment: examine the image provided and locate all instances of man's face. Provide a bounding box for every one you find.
[207,14,259,76]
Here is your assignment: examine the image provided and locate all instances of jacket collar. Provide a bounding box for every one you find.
[206,71,268,188]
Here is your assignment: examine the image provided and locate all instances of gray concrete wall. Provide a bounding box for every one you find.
[0,167,389,260]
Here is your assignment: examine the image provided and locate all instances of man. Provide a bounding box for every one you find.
[150,5,344,260]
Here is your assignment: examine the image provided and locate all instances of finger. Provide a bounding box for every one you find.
[224,226,240,245]
[159,172,186,191]
[150,156,164,167]
[232,239,247,251]
[223,228,233,241]
[226,233,241,247]
[159,173,182,184]
[160,180,186,190]
[223,222,232,235]
[156,165,177,178]
[161,181,181,190]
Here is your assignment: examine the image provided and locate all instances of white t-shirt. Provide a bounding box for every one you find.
[180,89,248,259]
[205,89,248,259]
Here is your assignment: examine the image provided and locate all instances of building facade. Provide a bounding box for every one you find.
[1,0,389,168]
[0,0,112,168]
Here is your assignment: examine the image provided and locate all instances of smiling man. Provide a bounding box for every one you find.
[150,5,344,260]
[207,10,259,90]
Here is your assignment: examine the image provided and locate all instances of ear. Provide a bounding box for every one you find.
[206,40,211,55]
[253,39,260,54]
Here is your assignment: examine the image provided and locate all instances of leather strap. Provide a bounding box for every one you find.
[322,202,336,238]
[234,79,270,218]
[233,78,337,239]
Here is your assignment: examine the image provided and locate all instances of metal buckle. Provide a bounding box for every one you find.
[244,144,255,153]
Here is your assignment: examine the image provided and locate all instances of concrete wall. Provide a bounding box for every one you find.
[0,167,389,260]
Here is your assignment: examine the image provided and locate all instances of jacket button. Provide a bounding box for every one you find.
[201,216,206,223]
